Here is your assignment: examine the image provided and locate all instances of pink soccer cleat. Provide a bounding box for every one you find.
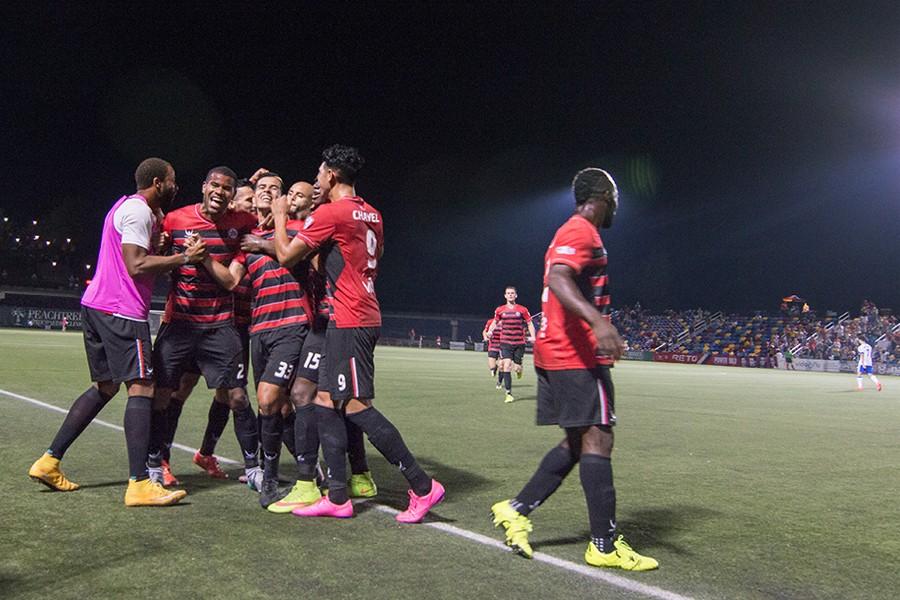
[877,382,883,392]
[291,495,353,519]
[396,479,445,523]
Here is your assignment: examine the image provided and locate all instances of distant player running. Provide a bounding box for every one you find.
[855,337,883,391]
[489,287,536,403]
[491,168,657,571]
[273,144,443,521]
[483,317,503,389]
[28,158,200,506]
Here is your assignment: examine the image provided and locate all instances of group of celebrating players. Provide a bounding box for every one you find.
[28,145,444,523]
[27,152,659,571]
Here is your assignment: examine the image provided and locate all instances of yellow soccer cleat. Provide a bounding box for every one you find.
[585,536,659,571]
[124,478,187,507]
[29,452,80,491]
[516,370,523,380]
[349,471,378,498]
[267,480,322,514]
[504,393,515,404]
[491,500,533,558]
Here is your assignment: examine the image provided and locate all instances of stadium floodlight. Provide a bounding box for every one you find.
[85,264,91,269]
[51,261,57,267]
[66,238,71,243]
[14,237,20,243]
[45,241,51,246]
[33,235,39,240]
[32,220,37,225]
[2,217,7,222]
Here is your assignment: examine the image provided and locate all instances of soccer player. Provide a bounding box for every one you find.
[483,317,503,389]
[272,144,443,521]
[491,168,658,571]
[287,181,315,219]
[490,287,536,403]
[856,336,883,391]
[229,179,256,214]
[148,166,263,489]
[28,157,200,506]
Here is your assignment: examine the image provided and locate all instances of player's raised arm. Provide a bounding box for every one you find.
[547,263,624,359]
[202,254,246,292]
[272,194,312,268]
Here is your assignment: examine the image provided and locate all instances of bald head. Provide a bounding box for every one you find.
[288,181,315,218]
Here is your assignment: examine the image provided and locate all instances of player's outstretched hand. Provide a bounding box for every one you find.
[271,194,289,220]
[241,234,265,253]
[592,319,625,360]
[249,168,270,185]
[154,231,172,253]
[184,237,207,264]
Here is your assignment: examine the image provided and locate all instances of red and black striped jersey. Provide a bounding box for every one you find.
[484,318,502,351]
[294,196,382,328]
[244,225,309,335]
[534,213,612,370]
[162,204,256,329]
[493,304,532,345]
[233,272,252,330]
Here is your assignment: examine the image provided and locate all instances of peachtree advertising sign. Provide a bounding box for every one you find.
[0,306,82,329]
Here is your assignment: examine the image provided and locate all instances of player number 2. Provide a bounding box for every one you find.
[236,363,245,380]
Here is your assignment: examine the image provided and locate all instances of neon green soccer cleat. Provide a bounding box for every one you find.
[585,536,659,571]
[491,500,533,558]
[349,471,378,498]
[504,393,515,404]
[267,480,322,514]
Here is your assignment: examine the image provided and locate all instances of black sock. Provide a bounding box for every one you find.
[259,413,283,481]
[199,400,230,456]
[345,417,369,474]
[504,371,512,392]
[48,387,112,458]
[348,408,431,496]
[512,445,577,516]
[147,408,168,468]
[315,405,348,504]
[232,403,259,469]
[162,398,184,462]
[293,404,319,481]
[282,411,296,457]
[124,396,152,480]
[497,369,503,384]
[580,454,617,552]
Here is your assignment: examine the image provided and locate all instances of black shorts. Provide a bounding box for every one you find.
[250,325,306,389]
[536,366,616,428]
[82,307,153,384]
[153,322,247,390]
[296,325,326,384]
[500,343,526,364]
[487,349,500,359]
[321,326,379,402]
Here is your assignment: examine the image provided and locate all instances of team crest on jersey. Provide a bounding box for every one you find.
[228,228,238,239]
[304,216,314,229]
[184,229,195,240]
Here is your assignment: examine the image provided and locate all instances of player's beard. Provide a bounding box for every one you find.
[159,185,177,213]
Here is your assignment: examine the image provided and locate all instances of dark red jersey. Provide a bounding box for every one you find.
[294,196,382,328]
[162,204,256,329]
[484,318,502,351]
[493,304,532,345]
[534,214,612,370]
[244,224,309,335]
[233,272,252,330]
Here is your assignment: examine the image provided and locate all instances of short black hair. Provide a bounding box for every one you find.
[235,178,253,190]
[322,144,365,184]
[572,168,617,206]
[205,166,238,183]
[134,157,172,189]
[254,172,283,188]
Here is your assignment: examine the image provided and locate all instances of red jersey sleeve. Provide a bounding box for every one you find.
[295,205,337,250]
[546,221,596,274]
[521,307,533,322]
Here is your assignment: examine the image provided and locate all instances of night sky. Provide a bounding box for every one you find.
[2,2,898,315]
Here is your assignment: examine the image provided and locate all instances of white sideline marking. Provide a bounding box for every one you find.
[3,387,693,600]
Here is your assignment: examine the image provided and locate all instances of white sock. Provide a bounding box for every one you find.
[856,377,863,389]
[871,375,880,385]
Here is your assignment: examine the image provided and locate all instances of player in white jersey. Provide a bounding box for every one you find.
[856,337,883,392]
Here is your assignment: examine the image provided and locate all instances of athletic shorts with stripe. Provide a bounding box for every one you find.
[250,325,306,389]
[535,365,616,428]
[152,322,247,390]
[500,343,526,365]
[295,325,326,384]
[320,326,379,402]
[82,306,153,384]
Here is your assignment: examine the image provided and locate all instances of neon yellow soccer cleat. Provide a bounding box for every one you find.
[267,480,322,514]
[585,536,659,571]
[29,453,80,492]
[491,500,533,558]
[349,471,378,498]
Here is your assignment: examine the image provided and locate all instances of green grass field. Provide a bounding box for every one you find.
[1,329,898,600]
